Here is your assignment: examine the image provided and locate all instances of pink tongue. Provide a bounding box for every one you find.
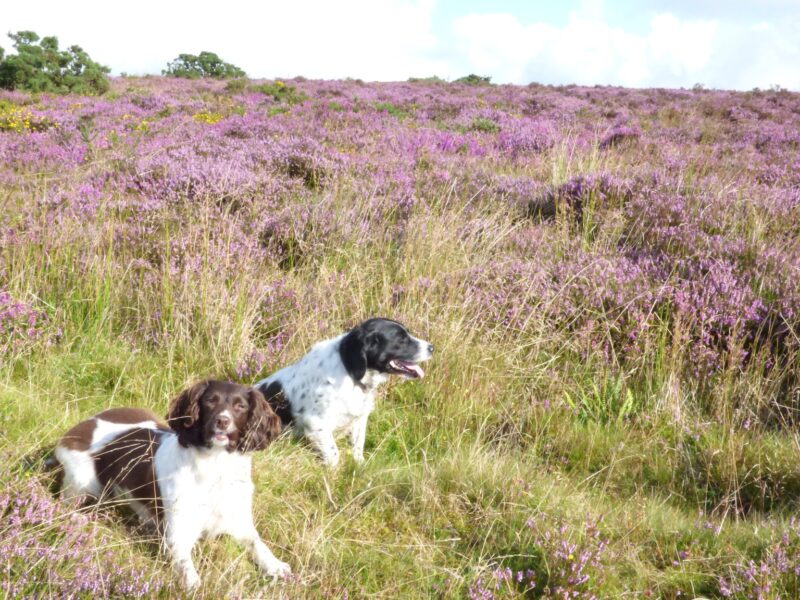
[406,363,424,378]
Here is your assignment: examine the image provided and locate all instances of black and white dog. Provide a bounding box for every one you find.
[256,318,433,466]
[52,380,290,588]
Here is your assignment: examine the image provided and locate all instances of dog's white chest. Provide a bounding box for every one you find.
[157,442,253,529]
[333,384,374,427]
[297,375,374,430]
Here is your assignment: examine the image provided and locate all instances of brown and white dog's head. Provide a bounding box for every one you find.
[166,380,282,452]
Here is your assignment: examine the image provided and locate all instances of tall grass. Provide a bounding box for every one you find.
[1,77,799,597]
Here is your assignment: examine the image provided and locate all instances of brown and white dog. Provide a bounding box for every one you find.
[52,380,290,589]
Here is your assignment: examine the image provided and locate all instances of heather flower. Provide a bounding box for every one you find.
[719,518,800,599]
[0,287,51,363]
[598,124,640,149]
[469,512,606,599]
[0,477,164,598]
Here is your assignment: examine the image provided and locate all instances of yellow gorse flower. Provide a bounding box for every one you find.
[0,104,54,132]
[193,111,224,125]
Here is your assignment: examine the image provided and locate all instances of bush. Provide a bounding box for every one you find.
[163,51,245,79]
[251,80,307,104]
[454,73,492,86]
[375,102,409,119]
[408,75,446,84]
[470,116,500,133]
[224,78,248,93]
[0,100,55,132]
[0,478,163,597]
[0,31,110,95]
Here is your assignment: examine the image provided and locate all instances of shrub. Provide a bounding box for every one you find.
[408,75,446,84]
[0,287,52,362]
[455,74,492,86]
[375,102,409,119]
[251,80,307,104]
[0,31,110,95]
[470,116,500,133]
[0,478,163,597]
[163,51,245,79]
[598,125,641,150]
[0,100,55,132]
[224,77,248,93]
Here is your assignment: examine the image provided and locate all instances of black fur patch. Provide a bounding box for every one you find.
[259,380,294,427]
[339,318,426,381]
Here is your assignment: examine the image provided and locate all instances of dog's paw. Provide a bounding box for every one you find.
[181,566,201,590]
[263,559,292,580]
[321,451,341,468]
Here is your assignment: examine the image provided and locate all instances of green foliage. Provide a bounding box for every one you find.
[408,75,446,84]
[224,77,248,93]
[454,73,492,86]
[0,31,110,95]
[0,99,54,132]
[163,51,245,79]
[375,102,409,119]
[251,80,307,104]
[470,116,500,133]
[268,105,290,117]
[563,376,640,424]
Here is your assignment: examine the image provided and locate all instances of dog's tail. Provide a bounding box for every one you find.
[258,381,294,427]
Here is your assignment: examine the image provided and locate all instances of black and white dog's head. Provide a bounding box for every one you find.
[338,318,434,383]
[167,380,282,452]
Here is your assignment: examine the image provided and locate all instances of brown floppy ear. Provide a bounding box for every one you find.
[240,388,282,452]
[166,381,209,447]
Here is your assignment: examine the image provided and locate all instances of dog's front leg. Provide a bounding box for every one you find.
[164,518,203,589]
[224,495,292,579]
[235,527,292,579]
[306,427,340,467]
[349,414,369,464]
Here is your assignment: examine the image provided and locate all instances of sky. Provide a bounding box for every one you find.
[2,0,799,90]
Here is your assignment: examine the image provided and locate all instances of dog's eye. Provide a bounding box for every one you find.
[204,396,219,405]
[234,401,247,412]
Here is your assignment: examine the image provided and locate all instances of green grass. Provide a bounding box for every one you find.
[2,142,799,598]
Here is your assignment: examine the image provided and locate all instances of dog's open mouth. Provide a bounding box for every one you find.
[388,359,424,379]
[212,431,230,443]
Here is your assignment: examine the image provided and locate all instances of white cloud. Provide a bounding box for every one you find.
[451,5,799,90]
[1,0,798,89]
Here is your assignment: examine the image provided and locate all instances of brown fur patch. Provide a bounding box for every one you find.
[93,427,165,523]
[58,408,168,451]
[59,419,97,451]
[96,407,167,427]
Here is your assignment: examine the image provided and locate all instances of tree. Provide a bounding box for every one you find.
[0,31,110,95]
[163,51,245,79]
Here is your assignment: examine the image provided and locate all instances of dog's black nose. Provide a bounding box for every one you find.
[216,414,231,429]
[427,344,434,354]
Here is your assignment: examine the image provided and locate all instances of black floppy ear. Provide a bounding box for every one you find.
[339,327,367,381]
[166,381,209,447]
[240,388,282,452]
